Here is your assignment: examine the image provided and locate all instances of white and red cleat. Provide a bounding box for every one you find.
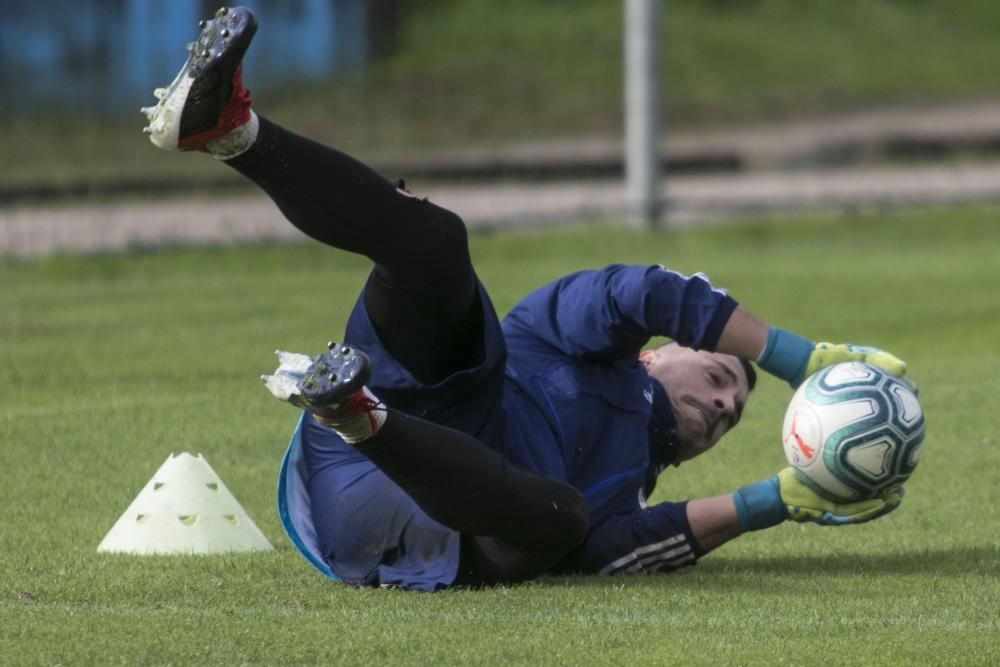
[141,6,257,152]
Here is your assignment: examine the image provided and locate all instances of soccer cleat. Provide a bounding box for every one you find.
[297,343,373,410]
[141,6,257,151]
[262,343,386,443]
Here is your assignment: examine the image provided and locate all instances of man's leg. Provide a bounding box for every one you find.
[300,413,587,588]
[265,344,589,586]
[226,117,483,384]
[366,416,589,587]
[357,411,588,553]
[154,8,587,585]
[143,6,478,384]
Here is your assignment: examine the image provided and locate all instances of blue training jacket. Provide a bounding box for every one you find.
[498,265,737,574]
[277,264,738,582]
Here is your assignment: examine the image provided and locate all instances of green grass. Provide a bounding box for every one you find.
[7,0,1000,189]
[3,209,1000,665]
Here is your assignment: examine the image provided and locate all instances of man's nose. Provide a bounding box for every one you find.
[713,395,734,417]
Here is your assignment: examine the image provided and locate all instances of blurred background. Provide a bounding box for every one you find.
[3,0,1000,254]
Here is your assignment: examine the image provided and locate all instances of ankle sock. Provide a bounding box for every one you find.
[207,110,260,160]
[315,386,388,444]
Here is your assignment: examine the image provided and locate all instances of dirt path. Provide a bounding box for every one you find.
[5,101,1000,257]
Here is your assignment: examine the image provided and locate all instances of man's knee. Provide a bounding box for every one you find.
[381,195,471,287]
[426,207,470,263]
[456,488,587,588]
[513,483,588,553]
[392,180,469,251]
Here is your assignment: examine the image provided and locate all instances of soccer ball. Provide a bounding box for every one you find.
[782,362,924,502]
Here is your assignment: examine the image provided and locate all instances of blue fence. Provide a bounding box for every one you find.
[0,0,369,118]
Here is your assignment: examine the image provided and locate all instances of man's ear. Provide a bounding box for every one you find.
[638,349,655,369]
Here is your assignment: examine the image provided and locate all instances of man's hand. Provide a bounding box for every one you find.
[778,468,904,526]
[804,342,907,383]
[756,326,909,388]
[733,467,904,531]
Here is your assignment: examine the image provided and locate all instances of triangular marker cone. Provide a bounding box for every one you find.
[98,452,274,554]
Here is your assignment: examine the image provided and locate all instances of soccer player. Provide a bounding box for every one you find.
[143,7,908,591]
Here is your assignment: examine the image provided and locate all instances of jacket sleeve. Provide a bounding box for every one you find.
[503,264,738,361]
[576,500,705,575]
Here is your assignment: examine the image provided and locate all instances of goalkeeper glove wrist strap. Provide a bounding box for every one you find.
[733,477,787,532]
[757,326,813,387]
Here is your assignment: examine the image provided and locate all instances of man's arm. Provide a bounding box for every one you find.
[717,304,907,387]
[505,266,907,384]
[576,499,738,575]
[715,305,769,362]
[686,495,742,552]
[503,264,738,361]
[579,471,903,574]
[693,469,905,554]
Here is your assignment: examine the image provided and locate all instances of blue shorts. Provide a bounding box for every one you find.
[276,279,508,591]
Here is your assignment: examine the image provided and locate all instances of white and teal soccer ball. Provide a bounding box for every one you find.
[782,362,924,502]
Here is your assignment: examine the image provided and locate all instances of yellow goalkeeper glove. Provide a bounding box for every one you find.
[733,467,904,530]
[777,468,904,525]
[804,342,907,383]
[757,326,908,388]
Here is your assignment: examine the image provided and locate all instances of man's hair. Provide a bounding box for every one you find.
[739,358,758,392]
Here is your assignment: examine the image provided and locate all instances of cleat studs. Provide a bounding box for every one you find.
[140,106,155,119]
[186,41,196,52]
[201,48,210,58]
[329,374,338,383]
[327,341,336,350]
[341,347,351,356]
[221,28,230,38]
[217,7,228,16]
[199,19,207,29]
[142,126,153,135]
[153,87,166,99]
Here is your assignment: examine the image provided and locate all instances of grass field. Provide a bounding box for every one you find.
[3,208,999,665]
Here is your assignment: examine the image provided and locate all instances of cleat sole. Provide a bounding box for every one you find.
[297,343,371,408]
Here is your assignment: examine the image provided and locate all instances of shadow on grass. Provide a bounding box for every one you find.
[537,545,999,589]
[710,545,1000,577]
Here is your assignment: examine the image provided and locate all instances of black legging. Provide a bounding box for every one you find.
[226,117,588,585]
[227,116,479,385]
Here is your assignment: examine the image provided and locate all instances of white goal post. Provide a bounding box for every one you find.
[624,0,661,228]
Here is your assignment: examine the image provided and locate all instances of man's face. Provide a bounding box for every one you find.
[640,343,750,463]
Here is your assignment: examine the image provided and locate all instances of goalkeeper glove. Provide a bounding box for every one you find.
[756,326,907,388]
[732,467,904,531]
